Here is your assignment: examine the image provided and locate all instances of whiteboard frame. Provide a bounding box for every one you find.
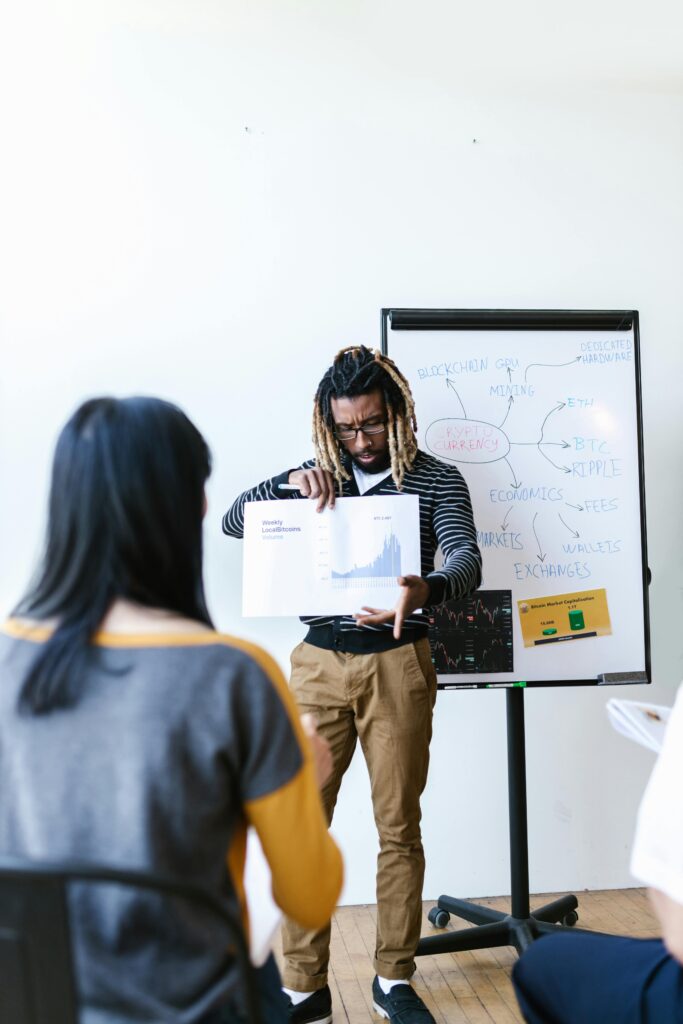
[382,308,651,689]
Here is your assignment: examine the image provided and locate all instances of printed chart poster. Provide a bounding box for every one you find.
[242,495,421,617]
[517,587,612,648]
[429,590,514,674]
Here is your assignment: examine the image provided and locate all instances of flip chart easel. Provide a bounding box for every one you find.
[382,308,651,955]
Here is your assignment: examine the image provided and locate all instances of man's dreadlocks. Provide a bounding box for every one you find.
[312,346,418,491]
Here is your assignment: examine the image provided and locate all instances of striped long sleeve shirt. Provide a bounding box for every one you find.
[223,450,482,637]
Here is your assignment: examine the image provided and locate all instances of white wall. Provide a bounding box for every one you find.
[1,1,682,904]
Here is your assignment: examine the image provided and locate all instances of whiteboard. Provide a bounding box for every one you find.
[384,309,650,687]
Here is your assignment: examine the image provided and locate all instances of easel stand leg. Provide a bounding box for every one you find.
[417,688,579,958]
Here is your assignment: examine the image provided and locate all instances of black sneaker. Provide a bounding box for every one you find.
[285,984,333,1024]
[371,977,435,1023]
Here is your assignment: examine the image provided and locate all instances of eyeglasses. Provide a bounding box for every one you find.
[333,421,387,442]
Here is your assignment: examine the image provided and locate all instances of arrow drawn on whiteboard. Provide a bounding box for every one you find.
[511,439,570,448]
[503,457,522,489]
[445,377,467,418]
[532,512,546,562]
[558,513,580,538]
[539,401,566,436]
[536,402,570,471]
[524,356,580,383]
[498,395,514,429]
[565,502,584,512]
[539,448,571,474]
[507,366,512,382]
[501,505,513,531]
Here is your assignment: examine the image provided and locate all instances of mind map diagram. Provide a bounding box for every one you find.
[420,346,630,584]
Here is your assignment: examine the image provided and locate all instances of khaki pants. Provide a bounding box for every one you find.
[281,637,437,990]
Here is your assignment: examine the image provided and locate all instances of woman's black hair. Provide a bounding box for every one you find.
[15,396,213,714]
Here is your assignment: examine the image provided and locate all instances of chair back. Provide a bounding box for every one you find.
[0,867,78,1023]
[0,857,262,1024]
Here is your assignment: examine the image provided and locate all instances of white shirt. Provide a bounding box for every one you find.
[631,684,683,904]
[352,464,392,495]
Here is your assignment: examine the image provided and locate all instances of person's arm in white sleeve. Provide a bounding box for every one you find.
[631,684,683,964]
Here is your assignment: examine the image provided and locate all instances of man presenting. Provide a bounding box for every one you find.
[223,345,481,1024]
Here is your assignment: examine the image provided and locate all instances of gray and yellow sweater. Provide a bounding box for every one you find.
[0,620,343,1024]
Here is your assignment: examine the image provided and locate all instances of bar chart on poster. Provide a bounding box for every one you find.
[383,309,650,687]
[242,494,421,617]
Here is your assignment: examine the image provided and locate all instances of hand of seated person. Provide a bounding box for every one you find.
[649,888,683,965]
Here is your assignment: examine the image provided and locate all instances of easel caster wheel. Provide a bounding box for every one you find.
[562,911,578,927]
[428,908,450,929]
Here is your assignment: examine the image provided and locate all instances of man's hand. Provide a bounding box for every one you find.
[288,468,336,511]
[354,575,431,640]
[301,713,333,789]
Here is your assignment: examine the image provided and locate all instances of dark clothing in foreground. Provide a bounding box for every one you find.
[513,931,683,1023]
[203,956,288,1024]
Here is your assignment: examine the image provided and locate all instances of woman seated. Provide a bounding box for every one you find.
[0,396,343,1024]
[513,684,683,1023]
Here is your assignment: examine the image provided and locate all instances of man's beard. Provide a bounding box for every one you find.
[349,449,391,473]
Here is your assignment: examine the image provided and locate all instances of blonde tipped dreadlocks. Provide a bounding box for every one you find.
[312,345,418,491]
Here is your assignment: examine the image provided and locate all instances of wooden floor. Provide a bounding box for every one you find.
[276,890,660,1023]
